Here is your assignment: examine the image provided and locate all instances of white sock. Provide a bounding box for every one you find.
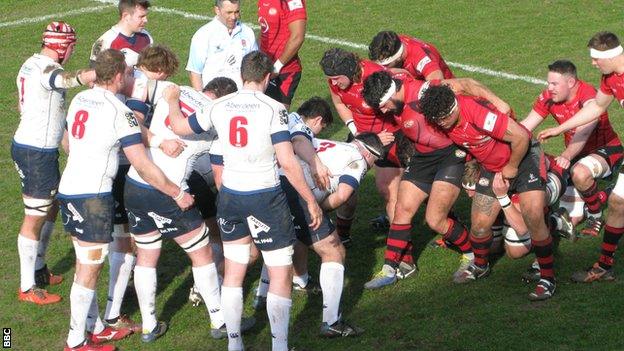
[192,263,224,328]
[292,272,309,288]
[320,262,344,325]
[35,221,54,270]
[18,234,38,292]
[134,265,157,334]
[221,286,244,351]
[67,283,95,348]
[86,293,105,334]
[266,292,292,351]
[104,252,135,320]
[255,264,270,298]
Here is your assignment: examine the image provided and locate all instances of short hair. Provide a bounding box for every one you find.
[547,60,577,79]
[368,31,402,62]
[137,45,179,76]
[419,84,457,124]
[588,31,620,51]
[319,48,360,81]
[395,131,415,168]
[362,71,395,109]
[354,132,385,159]
[215,0,240,7]
[296,97,334,126]
[118,0,150,16]
[203,77,238,98]
[94,49,126,84]
[241,51,272,83]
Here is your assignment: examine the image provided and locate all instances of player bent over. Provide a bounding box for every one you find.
[522,60,622,236]
[421,85,557,301]
[539,32,624,282]
[58,49,193,351]
[13,21,95,305]
[167,51,321,351]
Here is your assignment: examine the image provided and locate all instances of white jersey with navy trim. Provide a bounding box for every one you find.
[14,54,68,149]
[58,87,142,197]
[128,84,217,189]
[287,112,315,142]
[303,138,367,202]
[189,89,290,193]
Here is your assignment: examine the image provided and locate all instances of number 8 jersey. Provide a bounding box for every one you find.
[58,87,143,197]
[189,89,290,193]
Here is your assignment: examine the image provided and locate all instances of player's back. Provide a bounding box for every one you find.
[59,87,141,196]
[209,90,289,192]
[14,54,66,149]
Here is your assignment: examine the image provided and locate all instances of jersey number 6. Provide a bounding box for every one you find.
[229,116,248,147]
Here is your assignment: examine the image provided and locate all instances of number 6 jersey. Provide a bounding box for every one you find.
[58,87,142,197]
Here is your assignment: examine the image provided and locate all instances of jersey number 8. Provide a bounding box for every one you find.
[71,110,89,139]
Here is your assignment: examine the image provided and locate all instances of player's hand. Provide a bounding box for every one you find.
[492,172,510,197]
[175,192,195,211]
[163,84,180,102]
[306,200,323,231]
[160,138,187,158]
[537,126,562,142]
[501,164,518,180]
[554,155,571,170]
[377,129,395,146]
[311,160,332,191]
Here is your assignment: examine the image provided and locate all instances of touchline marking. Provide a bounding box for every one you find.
[0,5,113,28]
[10,0,547,86]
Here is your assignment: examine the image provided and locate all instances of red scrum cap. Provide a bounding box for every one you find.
[42,21,77,60]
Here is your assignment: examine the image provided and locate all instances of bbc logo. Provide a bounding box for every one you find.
[2,328,10,349]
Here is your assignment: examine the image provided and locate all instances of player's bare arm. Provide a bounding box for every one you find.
[291,135,331,190]
[211,163,223,190]
[538,91,613,141]
[492,173,527,234]
[520,109,544,131]
[188,71,203,91]
[321,183,355,211]
[123,143,194,210]
[424,69,445,81]
[58,68,96,88]
[501,118,530,180]
[445,78,511,115]
[557,118,599,169]
[275,140,322,230]
[276,19,306,73]
[162,84,195,136]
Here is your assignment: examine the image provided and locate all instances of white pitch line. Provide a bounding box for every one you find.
[9,0,548,86]
[0,5,113,29]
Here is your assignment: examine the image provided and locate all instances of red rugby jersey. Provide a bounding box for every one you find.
[399,35,454,80]
[398,78,453,153]
[533,80,620,157]
[329,60,398,134]
[258,0,306,74]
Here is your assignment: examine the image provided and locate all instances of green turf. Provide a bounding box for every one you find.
[2,1,624,350]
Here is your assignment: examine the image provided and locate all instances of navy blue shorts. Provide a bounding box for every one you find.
[124,179,204,239]
[112,164,130,224]
[280,176,335,246]
[11,142,60,199]
[58,194,114,243]
[217,187,295,251]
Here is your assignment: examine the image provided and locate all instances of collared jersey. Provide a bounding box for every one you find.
[90,25,153,67]
[258,0,306,73]
[328,60,398,133]
[533,80,620,156]
[399,34,454,80]
[186,18,257,88]
[14,54,68,149]
[58,87,142,197]
[189,89,290,193]
[128,85,218,190]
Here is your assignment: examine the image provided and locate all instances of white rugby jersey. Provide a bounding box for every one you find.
[128,84,217,189]
[303,138,368,202]
[186,18,257,89]
[58,87,142,197]
[14,54,68,149]
[90,25,153,67]
[189,90,290,193]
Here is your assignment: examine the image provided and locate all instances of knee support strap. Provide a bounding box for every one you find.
[262,245,294,267]
[223,243,251,264]
[131,232,162,250]
[73,241,109,265]
[23,197,53,216]
[180,225,210,253]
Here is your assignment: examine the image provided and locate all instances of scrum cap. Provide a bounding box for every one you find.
[42,21,76,60]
